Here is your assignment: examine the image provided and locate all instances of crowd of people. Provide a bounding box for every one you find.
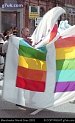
[0,26,32,74]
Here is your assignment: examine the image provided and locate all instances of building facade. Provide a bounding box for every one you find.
[0,0,75,35]
[64,0,75,25]
[24,0,65,34]
[0,0,24,35]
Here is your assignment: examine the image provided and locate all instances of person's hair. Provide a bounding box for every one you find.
[21,27,29,34]
[3,30,8,37]
[3,30,9,40]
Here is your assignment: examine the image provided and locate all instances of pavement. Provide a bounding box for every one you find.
[0,73,75,119]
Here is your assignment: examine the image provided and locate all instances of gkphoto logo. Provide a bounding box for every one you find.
[2,3,23,8]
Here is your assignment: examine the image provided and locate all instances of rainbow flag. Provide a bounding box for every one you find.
[16,39,47,92]
[55,36,75,92]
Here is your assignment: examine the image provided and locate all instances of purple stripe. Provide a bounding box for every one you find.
[54,82,75,92]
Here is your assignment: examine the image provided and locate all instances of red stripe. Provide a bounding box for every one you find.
[49,24,58,42]
[17,66,46,81]
[16,76,45,92]
[55,37,75,48]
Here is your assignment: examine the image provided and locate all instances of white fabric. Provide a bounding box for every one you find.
[58,20,71,34]
[31,7,65,46]
[2,35,56,109]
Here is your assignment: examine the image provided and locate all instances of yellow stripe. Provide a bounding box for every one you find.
[56,46,75,60]
[18,56,46,71]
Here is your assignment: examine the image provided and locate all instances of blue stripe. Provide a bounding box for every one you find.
[19,39,32,47]
[56,70,75,82]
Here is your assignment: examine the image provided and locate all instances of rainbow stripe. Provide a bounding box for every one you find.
[55,37,75,92]
[16,39,47,92]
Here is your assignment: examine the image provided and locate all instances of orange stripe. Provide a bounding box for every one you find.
[16,76,45,92]
[55,37,75,48]
[17,66,46,82]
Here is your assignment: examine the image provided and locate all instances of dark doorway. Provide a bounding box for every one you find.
[1,11,20,36]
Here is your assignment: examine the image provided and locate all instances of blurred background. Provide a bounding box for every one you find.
[0,0,75,36]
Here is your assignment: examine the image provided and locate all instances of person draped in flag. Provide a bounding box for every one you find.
[21,27,32,45]
[3,7,75,114]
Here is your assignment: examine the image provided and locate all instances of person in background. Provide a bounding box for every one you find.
[13,26,18,36]
[21,27,32,45]
[58,15,71,34]
[0,33,4,52]
[2,26,18,60]
[16,28,32,109]
[2,28,13,73]
[0,33,4,73]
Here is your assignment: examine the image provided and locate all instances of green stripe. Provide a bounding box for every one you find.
[56,59,75,70]
[19,45,46,61]
[19,39,47,53]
